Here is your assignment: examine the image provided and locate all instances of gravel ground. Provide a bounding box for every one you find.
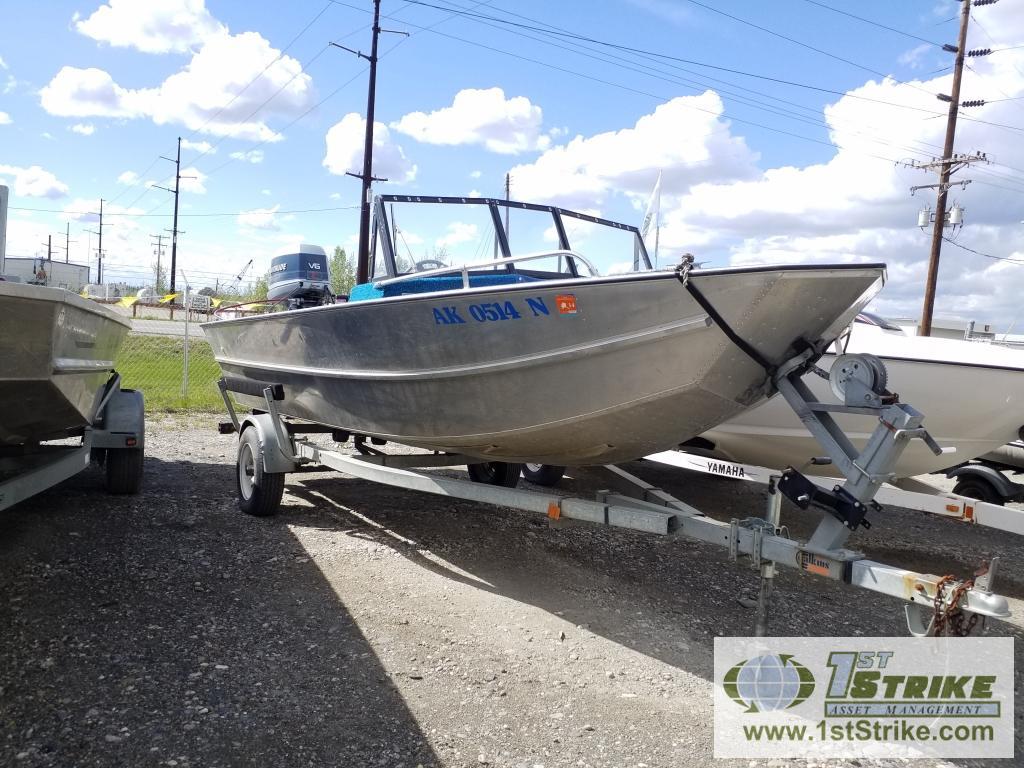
[1,416,1021,768]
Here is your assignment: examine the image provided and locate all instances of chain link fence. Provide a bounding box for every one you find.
[115,330,225,413]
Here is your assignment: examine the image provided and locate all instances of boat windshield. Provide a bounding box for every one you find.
[370,195,651,281]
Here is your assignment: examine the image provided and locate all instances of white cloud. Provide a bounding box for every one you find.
[393,87,550,155]
[469,170,482,179]
[323,113,416,184]
[0,55,6,69]
[179,166,207,194]
[329,192,341,200]
[0,164,69,198]
[261,188,271,195]
[70,122,95,135]
[181,138,214,153]
[898,43,932,69]
[506,92,759,210]
[229,149,264,164]
[40,32,314,141]
[0,112,10,125]
[650,30,1024,323]
[238,204,280,231]
[117,170,139,185]
[435,222,478,249]
[74,0,226,54]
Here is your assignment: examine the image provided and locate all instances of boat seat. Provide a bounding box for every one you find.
[349,272,540,301]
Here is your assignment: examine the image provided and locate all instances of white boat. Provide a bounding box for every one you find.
[204,196,886,466]
[698,314,1024,478]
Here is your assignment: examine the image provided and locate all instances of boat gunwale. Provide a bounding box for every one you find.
[202,262,888,329]
[0,281,132,329]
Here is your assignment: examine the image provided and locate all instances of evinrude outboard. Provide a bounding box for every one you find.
[268,244,334,308]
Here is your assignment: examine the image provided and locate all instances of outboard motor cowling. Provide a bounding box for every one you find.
[268,244,333,308]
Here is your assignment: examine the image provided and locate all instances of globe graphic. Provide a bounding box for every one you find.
[724,654,815,713]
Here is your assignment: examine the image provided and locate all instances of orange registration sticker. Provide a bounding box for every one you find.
[556,294,578,314]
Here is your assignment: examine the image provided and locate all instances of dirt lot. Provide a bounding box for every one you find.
[1,417,1021,767]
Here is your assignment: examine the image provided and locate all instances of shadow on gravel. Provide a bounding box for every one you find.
[629,459,1024,601]
[287,456,1024,688]
[0,457,440,768]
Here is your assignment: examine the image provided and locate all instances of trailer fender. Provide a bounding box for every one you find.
[239,413,298,474]
[945,463,1022,502]
[91,388,145,451]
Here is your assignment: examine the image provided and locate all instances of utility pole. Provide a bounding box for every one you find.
[96,198,105,283]
[57,222,75,263]
[156,137,192,294]
[330,1,405,284]
[151,233,166,292]
[911,0,995,335]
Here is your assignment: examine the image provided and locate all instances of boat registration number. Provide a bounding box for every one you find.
[432,296,559,325]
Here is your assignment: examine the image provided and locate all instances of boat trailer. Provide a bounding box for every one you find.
[215,349,1013,637]
[0,374,145,511]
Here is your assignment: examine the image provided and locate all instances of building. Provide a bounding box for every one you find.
[2,257,91,292]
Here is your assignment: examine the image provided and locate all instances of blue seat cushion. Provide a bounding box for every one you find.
[348,272,539,301]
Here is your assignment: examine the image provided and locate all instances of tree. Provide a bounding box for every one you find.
[152,260,167,293]
[251,273,269,301]
[330,246,356,296]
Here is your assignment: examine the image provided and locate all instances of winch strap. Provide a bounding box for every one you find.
[683,279,775,375]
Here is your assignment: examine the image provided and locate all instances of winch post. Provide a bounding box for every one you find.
[774,363,935,552]
[754,476,783,637]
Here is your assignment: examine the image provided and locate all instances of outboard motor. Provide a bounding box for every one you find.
[267,244,334,308]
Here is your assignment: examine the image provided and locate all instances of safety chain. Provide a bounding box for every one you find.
[932,575,980,636]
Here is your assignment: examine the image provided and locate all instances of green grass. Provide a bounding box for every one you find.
[115,334,225,412]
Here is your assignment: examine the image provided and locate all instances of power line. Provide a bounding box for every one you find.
[676,0,914,82]
[337,0,934,166]
[10,204,361,217]
[370,0,1024,165]
[942,235,1024,264]
[394,0,944,116]
[797,0,942,47]
[183,1,335,148]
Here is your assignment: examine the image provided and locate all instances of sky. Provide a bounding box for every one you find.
[1,0,1023,325]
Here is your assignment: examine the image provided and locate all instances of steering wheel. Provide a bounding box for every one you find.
[414,259,447,272]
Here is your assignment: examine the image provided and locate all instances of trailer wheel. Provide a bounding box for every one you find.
[237,427,285,516]
[952,478,1004,506]
[467,462,522,488]
[522,463,565,487]
[105,448,144,494]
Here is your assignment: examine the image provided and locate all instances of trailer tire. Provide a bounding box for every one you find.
[237,427,285,516]
[952,478,1004,506]
[105,448,144,494]
[467,462,522,488]
[522,463,565,487]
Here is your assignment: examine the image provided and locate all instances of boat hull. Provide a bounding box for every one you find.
[204,267,883,465]
[702,327,1024,477]
[0,282,131,446]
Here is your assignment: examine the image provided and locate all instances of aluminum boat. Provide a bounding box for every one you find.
[204,196,885,466]
[0,280,131,446]
[699,313,1024,477]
